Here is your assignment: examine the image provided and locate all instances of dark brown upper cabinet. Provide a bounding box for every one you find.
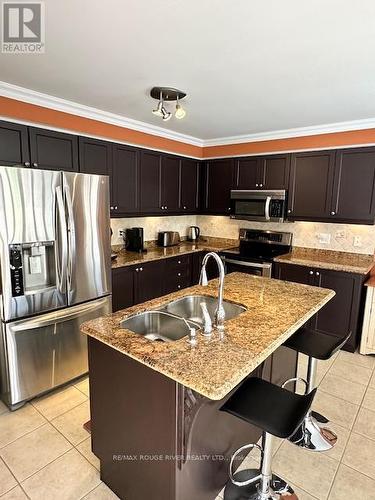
[235,154,290,190]
[259,154,290,190]
[235,157,259,189]
[330,147,375,224]
[139,151,161,214]
[112,144,139,216]
[79,137,112,176]
[287,150,335,220]
[203,159,235,214]
[161,155,180,213]
[180,159,200,212]
[0,120,30,167]
[29,127,79,172]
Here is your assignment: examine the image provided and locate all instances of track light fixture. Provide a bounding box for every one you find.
[150,87,187,121]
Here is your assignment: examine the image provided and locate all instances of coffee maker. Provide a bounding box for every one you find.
[124,227,146,252]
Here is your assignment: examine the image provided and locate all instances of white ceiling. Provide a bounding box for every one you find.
[1,0,375,142]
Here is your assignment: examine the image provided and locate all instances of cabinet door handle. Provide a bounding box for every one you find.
[140,267,143,272]
[183,206,187,210]
[135,268,139,272]
[110,206,114,210]
[331,211,336,216]
[316,272,320,276]
[115,206,118,210]
[309,270,314,275]
[259,183,263,187]
[178,272,181,276]
[32,162,38,167]
[287,209,292,214]
[177,285,181,289]
[165,206,168,210]
[255,183,259,187]
[178,260,181,264]
[24,162,31,167]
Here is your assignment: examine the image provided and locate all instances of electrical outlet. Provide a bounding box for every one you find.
[317,233,331,244]
[118,229,124,239]
[353,236,362,247]
[335,230,346,239]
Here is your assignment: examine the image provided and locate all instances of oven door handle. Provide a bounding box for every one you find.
[222,258,272,269]
[265,196,272,221]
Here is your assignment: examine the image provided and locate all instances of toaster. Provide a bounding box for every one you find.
[157,231,180,247]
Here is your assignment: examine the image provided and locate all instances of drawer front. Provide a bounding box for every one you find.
[165,254,191,270]
[164,275,191,295]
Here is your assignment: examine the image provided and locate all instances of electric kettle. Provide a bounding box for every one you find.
[188,226,200,241]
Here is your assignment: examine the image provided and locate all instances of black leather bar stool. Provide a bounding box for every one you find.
[284,327,351,452]
[221,377,316,500]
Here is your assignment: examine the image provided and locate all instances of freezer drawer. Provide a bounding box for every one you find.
[0,296,111,408]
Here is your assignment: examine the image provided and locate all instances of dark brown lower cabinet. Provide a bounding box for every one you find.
[88,338,297,500]
[163,255,192,295]
[273,262,366,352]
[111,266,134,312]
[135,260,165,304]
[112,255,196,312]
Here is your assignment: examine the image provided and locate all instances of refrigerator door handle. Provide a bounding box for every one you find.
[64,184,76,296]
[9,296,111,331]
[55,186,68,293]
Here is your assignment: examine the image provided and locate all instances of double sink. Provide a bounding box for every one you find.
[120,295,246,342]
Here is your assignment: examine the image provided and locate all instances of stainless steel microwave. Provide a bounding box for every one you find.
[230,189,287,222]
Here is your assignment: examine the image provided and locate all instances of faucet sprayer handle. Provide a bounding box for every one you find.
[199,267,208,286]
[200,302,212,336]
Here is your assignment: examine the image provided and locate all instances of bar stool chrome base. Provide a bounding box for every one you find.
[223,469,297,500]
[289,411,337,452]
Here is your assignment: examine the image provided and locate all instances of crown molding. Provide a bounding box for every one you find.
[0,81,204,147]
[1,81,375,151]
[202,119,375,146]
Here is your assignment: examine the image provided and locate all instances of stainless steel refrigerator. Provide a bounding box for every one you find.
[0,166,111,409]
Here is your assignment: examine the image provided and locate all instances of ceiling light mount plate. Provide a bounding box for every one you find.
[150,86,186,101]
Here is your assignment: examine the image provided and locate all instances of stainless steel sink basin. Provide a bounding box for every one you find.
[158,295,246,325]
[120,311,200,342]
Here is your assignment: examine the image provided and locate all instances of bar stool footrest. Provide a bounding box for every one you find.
[224,469,297,500]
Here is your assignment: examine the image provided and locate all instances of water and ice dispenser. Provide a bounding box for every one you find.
[9,243,56,297]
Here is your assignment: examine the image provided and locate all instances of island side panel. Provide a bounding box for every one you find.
[88,337,177,500]
[88,338,297,500]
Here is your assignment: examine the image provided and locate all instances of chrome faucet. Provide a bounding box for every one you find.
[199,252,226,333]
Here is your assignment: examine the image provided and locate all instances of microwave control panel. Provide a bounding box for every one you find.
[270,200,284,218]
[9,244,24,297]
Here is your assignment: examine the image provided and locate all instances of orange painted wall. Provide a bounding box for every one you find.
[0,96,202,158]
[1,96,375,158]
[202,129,375,158]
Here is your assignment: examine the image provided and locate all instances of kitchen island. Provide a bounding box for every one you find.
[81,273,334,500]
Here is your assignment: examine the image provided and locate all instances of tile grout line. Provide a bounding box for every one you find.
[325,352,375,499]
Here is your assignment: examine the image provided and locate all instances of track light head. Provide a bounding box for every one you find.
[175,103,186,119]
[150,87,187,121]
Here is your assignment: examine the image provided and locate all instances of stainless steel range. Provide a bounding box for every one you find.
[0,166,112,409]
[220,228,292,277]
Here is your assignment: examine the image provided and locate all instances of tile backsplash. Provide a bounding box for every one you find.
[110,215,197,245]
[196,216,375,255]
[111,215,375,255]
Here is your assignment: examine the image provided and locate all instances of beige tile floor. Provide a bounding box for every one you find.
[0,350,375,499]
[216,349,375,500]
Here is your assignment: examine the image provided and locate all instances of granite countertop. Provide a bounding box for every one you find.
[274,247,374,275]
[111,237,237,269]
[81,272,334,400]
